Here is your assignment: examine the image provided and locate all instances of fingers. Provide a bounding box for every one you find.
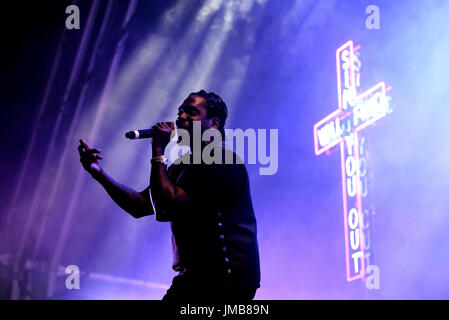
[85,148,101,154]
[153,123,165,132]
[80,152,102,161]
[167,122,175,130]
[153,122,174,131]
[77,144,85,156]
[78,138,101,157]
[79,138,89,150]
[78,139,101,152]
[152,124,161,132]
[162,122,174,130]
[78,145,101,156]
[78,139,88,156]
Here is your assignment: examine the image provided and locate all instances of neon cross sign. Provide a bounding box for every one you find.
[313,40,391,282]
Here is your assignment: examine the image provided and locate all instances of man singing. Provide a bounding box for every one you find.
[78,90,260,301]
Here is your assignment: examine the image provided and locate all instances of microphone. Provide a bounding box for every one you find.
[125,129,154,139]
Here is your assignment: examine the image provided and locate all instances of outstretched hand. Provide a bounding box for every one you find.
[78,138,103,177]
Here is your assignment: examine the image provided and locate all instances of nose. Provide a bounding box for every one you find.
[176,114,188,128]
[177,108,187,119]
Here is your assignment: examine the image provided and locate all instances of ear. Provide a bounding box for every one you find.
[209,117,220,130]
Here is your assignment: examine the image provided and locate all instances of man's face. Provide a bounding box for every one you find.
[176,95,212,137]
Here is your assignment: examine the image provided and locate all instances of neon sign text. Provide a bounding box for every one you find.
[313,40,392,281]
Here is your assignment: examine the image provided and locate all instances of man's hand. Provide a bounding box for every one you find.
[151,122,175,156]
[78,138,103,178]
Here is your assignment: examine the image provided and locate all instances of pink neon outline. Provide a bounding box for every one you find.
[314,41,355,155]
[313,40,390,282]
[336,40,355,111]
[340,136,366,282]
[339,140,351,281]
[353,131,366,280]
[354,82,387,132]
[313,109,342,155]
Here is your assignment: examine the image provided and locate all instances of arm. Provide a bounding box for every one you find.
[149,123,196,222]
[94,169,154,219]
[151,152,244,222]
[150,152,195,222]
[78,139,153,219]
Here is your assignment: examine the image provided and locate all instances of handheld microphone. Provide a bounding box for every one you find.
[125,129,154,139]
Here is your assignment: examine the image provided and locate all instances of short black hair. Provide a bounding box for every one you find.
[189,90,228,137]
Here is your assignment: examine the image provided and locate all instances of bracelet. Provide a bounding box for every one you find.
[151,155,168,166]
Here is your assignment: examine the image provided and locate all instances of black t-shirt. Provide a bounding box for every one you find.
[166,149,260,288]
